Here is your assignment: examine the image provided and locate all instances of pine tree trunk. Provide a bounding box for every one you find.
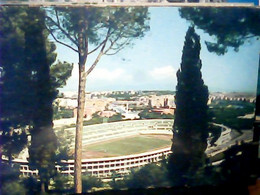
[74,31,87,193]
[74,65,86,193]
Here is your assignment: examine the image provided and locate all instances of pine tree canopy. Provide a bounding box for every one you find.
[179,8,260,55]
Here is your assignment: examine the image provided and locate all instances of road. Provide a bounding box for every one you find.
[206,128,253,157]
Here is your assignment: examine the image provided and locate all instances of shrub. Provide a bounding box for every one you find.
[82,174,103,192]
[2,181,26,195]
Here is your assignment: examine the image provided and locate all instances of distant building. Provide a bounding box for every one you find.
[151,108,175,115]
[148,95,175,108]
[108,101,140,119]
[98,110,117,118]
[73,98,116,119]
[56,98,78,109]
[122,111,140,119]
[62,91,77,99]
[209,92,256,103]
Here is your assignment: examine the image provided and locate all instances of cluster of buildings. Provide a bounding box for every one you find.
[56,91,256,121]
[55,91,176,120]
[208,92,256,104]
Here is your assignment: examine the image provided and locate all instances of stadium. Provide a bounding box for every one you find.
[15,119,174,179]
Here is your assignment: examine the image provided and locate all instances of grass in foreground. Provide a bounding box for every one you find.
[84,135,172,157]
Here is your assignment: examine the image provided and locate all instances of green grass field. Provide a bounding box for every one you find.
[83,135,171,157]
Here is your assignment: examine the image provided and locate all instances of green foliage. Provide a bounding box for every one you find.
[2,181,27,195]
[53,101,60,120]
[125,163,169,189]
[168,27,209,186]
[22,176,41,195]
[45,7,150,54]
[0,6,72,170]
[13,8,58,189]
[82,174,103,192]
[142,90,175,96]
[82,113,123,126]
[0,163,20,184]
[29,127,57,184]
[110,176,126,190]
[108,113,123,122]
[110,162,169,190]
[208,124,222,146]
[83,113,104,126]
[139,109,173,119]
[195,165,225,186]
[51,174,103,192]
[179,8,260,55]
[45,7,150,192]
[52,174,74,191]
[55,128,74,161]
[220,143,257,185]
[107,92,134,100]
[54,107,74,120]
[210,100,255,130]
[50,60,73,91]
[0,7,32,161]
[1,130,27,163]
[1,164,41,195]
[153,90,175,96]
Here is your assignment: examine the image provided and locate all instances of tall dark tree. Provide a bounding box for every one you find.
[0,6,72,193]
[21,8,57,193]
[45,7,150,193]
[168,27,209,186]
[0,7,31,166]
[179,8,260,55]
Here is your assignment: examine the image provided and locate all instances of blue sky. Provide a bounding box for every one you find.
[56,7,260,93]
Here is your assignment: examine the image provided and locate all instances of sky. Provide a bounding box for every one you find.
[55,7,260,93]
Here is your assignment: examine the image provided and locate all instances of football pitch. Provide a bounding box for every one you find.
[82,135,172,158]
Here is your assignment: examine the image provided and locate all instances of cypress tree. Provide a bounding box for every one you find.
[23,8,57,193]
[168,27,209,186]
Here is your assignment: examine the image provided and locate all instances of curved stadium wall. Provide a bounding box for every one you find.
[12,119,174,179]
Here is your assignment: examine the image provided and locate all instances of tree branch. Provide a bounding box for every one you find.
[45,15,78,48]
[85,50,104,77]
[74,31,79,43]
[105,39,130,55]
[45,25,79,53]
[104,33,128,55]
[86,28,111,76]
[87,28,115,55]
[105,46,126,56]
[87,40,106,55]
[54,9,60,27]
[83,25,89,60]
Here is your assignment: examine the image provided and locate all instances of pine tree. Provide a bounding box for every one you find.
[168,27,209,186]
[0,7,72,193]
[45,7,149,193]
